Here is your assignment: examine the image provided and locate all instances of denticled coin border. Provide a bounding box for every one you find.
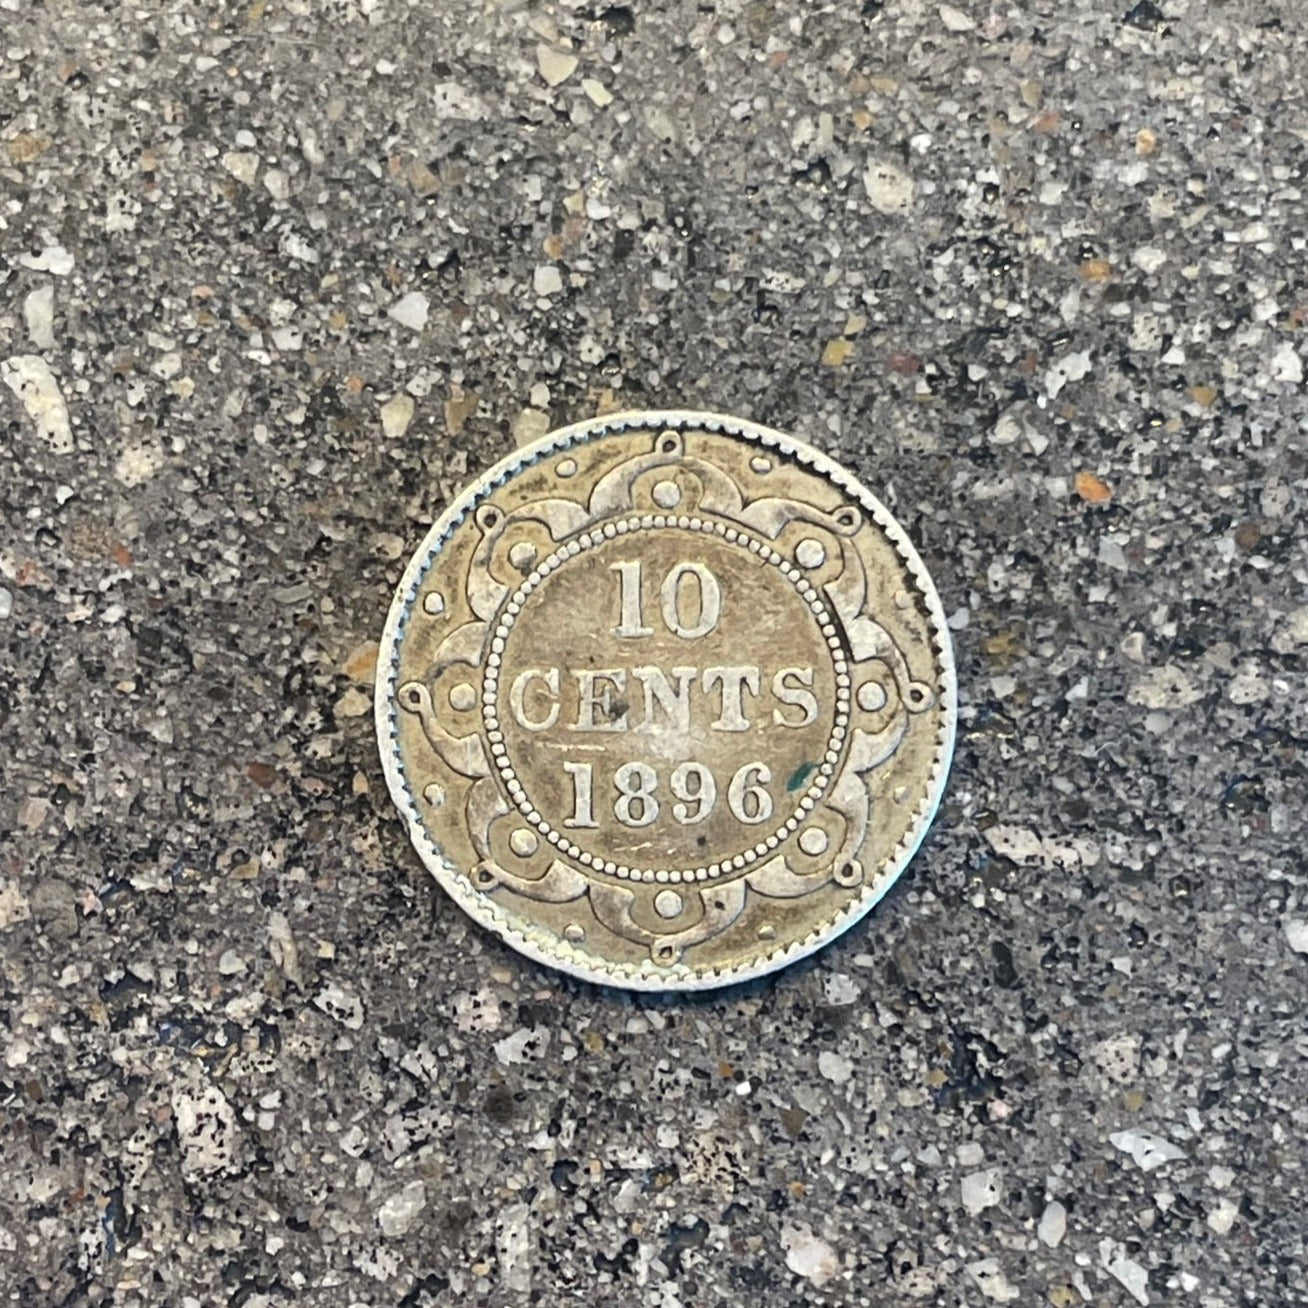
[376,410,957,992]
[483,513,851,883]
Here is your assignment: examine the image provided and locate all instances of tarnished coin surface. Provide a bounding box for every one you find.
[376,410,956,990]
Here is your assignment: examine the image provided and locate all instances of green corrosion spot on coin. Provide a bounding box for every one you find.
[786,761,817,793]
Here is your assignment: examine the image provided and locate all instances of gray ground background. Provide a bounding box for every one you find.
[2,0,1306,1304]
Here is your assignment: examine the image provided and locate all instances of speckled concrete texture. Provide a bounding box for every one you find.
[2,1,1306,1304]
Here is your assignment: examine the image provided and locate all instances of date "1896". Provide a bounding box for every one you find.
[561,759,773,830]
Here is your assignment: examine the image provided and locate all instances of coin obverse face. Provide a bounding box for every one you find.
[376,411,956,990]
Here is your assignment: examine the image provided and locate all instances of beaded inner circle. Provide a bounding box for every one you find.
[481,513,852,884]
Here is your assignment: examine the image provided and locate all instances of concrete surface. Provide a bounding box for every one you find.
[1,0,1305,1304]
